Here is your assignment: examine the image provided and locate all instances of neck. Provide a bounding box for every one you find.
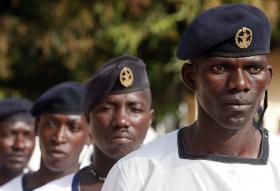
[93,146,118,178]
[186,113,262,158]
[26,158,79,189]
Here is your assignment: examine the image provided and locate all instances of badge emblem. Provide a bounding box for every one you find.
[235,27,253,49]
[120,67,133,87]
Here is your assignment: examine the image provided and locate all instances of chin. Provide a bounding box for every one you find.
[108,145,139,160]
[6,166,24,175]
[45,160,70,172]
[219,118,251,130]
[7,162,26,171]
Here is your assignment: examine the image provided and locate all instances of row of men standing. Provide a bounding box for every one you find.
[0,54,153,191]
[1,2,280,191]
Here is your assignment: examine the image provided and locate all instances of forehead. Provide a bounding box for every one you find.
[39,113,83,121]
[101,90,148,104]
[198,55,268,66]
[0,120,34,131]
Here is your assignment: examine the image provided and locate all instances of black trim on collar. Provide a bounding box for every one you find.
[71,165,90,191]
[177,127,269,165]
[21,173,34,191]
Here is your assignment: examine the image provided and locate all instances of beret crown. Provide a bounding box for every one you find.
[0,98,33,121]
[83,54,149,113]
[177,3,271,59]
[31,81,84,116]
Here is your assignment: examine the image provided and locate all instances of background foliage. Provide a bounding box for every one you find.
[0,0,279,125]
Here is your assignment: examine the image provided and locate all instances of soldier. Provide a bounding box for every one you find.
[35,55,154,191]
[0,98,35,187]
[1,81,90,190]
[102,4,280,191]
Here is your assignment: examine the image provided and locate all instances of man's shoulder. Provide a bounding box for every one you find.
[268,131,280,146]
[0,175,23,191]
[34,173,75,191]
[267,131,280,160]
[118,129,179,165]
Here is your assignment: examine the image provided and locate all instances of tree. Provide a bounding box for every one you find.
[0,0,279,127]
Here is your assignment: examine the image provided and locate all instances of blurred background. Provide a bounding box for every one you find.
[0,0,280,134]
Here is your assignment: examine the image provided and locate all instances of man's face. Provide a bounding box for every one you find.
[37,114,89,172]
[185,55,272,129]
[0,121,35,175]
[87,89,153,160]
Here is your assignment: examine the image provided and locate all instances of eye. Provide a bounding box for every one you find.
[211,64,227,73]
[0,130,11,138]
[129,105,144,113]
[23,131,35,138]
[94,103,113,113]
[41,120,57,129]
[246,64,264,75]
[68,123,81,132]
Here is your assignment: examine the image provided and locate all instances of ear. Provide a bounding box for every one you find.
[181,63,196,92]
[85,113,90,124]
[86,127,93,145]
[149,109,154,127]
[83,114,93,145]
[267,64,273,86]
[35,117,40,135]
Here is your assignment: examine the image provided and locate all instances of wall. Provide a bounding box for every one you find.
[265,49,280,132]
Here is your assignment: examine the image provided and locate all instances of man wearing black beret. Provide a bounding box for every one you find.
[36,54,154,191]
[1,81,91,191]
[0,98,35,187]
[102,4,280,191]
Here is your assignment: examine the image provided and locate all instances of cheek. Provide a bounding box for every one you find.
[197,78,221,105]
[0,140,13,152]
[252,76,269,91]
[25,139,35,151]
[131,115,151,136]
[91,115,110,133]
[74,131,88,144]
[69,135,86,153]
[38,130,51,149]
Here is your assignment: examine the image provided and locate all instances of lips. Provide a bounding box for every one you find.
[7,154,27,163]
[108,131,133,144]
[223,99,251,111]
[48,148,67,159]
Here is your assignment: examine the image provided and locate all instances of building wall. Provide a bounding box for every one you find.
[265,49,280,133]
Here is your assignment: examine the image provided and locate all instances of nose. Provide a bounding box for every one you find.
[51,126,67,144]
[112,108,129,128]
[227,69,250,93]
[13,134,25,151]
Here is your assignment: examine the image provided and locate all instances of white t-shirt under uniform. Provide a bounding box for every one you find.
[102,128,280,191]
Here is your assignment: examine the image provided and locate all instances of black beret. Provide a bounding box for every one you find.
[31,81,85,116]
[83,54,150,113]
[177,3,271,60]
[0,98,33,121]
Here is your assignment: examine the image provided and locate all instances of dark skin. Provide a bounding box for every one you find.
[0,120,35,186]
[80,88,153,191]
[25,114,91,190]
[181,55,272,157]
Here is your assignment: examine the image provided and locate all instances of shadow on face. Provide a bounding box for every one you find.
[0,120,35,175]
[182,55,272,129]
[86,88,154,160]
[37,113,90,172]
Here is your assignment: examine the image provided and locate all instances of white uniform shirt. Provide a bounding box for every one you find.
[33,128,158,191]
[0,175,23,191]
[34,173,75,191]
[102,128,280,191]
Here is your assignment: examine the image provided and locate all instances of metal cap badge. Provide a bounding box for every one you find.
[119,67,134,87]
[235,27,253,49]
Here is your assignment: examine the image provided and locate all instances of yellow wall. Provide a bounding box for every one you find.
[265,49,280,132]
